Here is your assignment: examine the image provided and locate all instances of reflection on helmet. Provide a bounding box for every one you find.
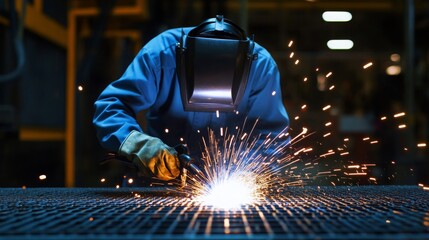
[176,15,258,112]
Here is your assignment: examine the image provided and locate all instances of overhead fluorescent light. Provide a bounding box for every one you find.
[327,39,354,50]
[322,11,352,22]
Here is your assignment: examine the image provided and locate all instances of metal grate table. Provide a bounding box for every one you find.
[1,186,429,239]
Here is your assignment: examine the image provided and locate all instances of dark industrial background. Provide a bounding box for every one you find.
[0,0,428,187]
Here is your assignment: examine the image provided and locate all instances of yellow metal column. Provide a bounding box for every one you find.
[66,12,77,187]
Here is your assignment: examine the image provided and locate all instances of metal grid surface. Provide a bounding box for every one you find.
[1,186,429,239]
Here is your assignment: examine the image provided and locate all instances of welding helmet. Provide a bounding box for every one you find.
[176,15,257,112]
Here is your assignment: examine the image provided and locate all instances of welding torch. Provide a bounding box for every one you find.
[174,144,204,176]
[102,144,204,183]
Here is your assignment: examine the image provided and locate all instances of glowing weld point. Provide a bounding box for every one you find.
[363,62,373,69]
[77,85,84,91]
[128,178,134,184]
[39,175,47,180]
[326,72,333,78]
[115,185,120,189]
[289,52,294,58]
[381,116,387,120]
[272,91,276,96]
[398,124,406,129]
[370,141,379,144]
[288,40,293,47]
[301,104,307,109]
[294,59,300,65]
[325,122,332,126]
[363,137,370,141]
[165,129,169,133]
[329,85,335,90]
[180,137,184,142]
[344,138,349,142]
[198,174,258,209]
[294,116,300,120]
[303,77,308,82]
[216,110,220,118]
[100,178,106,183]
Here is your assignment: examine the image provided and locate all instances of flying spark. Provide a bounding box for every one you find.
[394,112,405,118]
[322,105,331,111]
[363,62,373,69]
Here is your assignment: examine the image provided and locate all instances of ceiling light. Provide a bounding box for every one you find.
[322,11,352,22]
[327,40,354,50]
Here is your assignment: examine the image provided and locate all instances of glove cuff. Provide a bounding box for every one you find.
[118,130,153,161]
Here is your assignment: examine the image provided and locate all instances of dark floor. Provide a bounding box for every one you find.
[0,186,429,239]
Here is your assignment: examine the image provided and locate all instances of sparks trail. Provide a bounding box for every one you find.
[169,117,341,208]
[168,109,378,208]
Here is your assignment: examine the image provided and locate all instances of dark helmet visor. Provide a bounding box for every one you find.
[176,16,257,112]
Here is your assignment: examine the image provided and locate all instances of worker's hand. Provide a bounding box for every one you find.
[118,130,180,181]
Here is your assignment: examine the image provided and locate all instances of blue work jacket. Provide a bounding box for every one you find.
[93,27,289,157]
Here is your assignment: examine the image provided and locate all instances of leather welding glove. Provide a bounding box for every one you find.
[118,130,181,181]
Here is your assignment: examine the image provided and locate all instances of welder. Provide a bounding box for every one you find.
[93,15,289,183]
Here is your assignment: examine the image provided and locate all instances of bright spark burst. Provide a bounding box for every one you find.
[178,120,318,209]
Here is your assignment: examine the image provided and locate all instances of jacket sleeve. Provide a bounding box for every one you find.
[93,48,159,152]
[246,54,290,138]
